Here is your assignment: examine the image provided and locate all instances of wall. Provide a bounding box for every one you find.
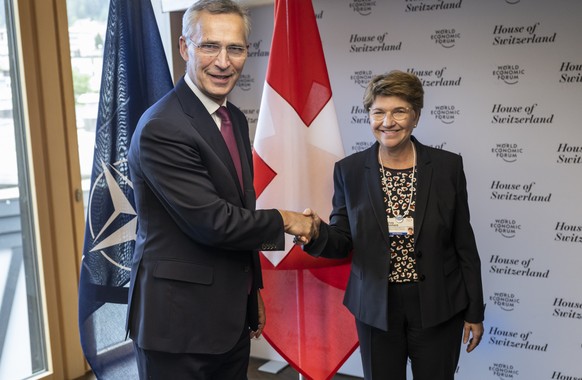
[229,0,582,378]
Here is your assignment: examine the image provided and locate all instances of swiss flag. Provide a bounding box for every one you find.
[253,0,359,379]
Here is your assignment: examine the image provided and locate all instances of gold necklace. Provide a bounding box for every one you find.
[379,141,416,223]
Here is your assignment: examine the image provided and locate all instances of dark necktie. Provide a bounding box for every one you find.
[216,106,244,190]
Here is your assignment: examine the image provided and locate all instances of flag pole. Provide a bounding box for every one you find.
[297,269,306,380]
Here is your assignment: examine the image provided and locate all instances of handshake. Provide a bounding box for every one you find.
[279,208,321,245]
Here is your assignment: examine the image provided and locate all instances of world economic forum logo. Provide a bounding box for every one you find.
[237,74,254,92]
[348,0,377,15]
[489,291,520,311]
[489,362,519,379]
[86,158,136,271]
[430,29,461,48]
[430,104,459,124]
[351,69,374,88]
[493,64,525,85]
[490,218,521,238]
[491,143,524,163]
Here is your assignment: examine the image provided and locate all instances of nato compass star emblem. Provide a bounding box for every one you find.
[85,159,136,272]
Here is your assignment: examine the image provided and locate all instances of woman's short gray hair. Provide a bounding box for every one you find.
[363,70,424,113]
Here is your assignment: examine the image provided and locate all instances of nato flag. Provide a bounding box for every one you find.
[78,0,173,378]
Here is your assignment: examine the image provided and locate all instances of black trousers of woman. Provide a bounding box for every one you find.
[356,282,465,380]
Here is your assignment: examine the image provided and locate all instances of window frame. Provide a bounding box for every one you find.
[14,0,87,378]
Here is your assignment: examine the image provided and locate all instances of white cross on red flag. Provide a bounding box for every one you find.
[253,0,359,378]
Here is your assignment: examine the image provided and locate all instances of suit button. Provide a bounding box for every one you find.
[416,251,423,258]
[243,266,250,272]
[418,274,426,281]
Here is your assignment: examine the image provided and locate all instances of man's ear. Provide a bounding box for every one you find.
[179,36,189,62]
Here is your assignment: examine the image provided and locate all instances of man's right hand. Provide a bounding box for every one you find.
[279,209,320,244]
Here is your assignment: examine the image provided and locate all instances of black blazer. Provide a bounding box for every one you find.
[306,136,484,331]
[126,77,284,354]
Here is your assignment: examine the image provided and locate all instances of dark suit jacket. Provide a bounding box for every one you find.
[126,77,284,354]
[306,136,484,331]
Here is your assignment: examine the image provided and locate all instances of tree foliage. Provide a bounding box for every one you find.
[67,0,108,24]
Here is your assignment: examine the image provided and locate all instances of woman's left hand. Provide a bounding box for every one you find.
[463,321,484,353]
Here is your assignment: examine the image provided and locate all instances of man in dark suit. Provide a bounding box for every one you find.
[126,1,315,378]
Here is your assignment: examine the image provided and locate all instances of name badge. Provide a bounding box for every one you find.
[388,217,414,236]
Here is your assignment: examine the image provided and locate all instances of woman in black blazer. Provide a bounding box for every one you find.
[303,71,484,380]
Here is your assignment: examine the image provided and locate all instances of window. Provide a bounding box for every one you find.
[0,0,47,377]
[67,0,108,205]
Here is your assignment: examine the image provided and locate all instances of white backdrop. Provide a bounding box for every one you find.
[229,0,582,378]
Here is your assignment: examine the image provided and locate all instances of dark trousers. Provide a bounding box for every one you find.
[356,282,464,380]
[133,324,251,380]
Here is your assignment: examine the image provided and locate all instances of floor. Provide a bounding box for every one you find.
[75,357,362,379]
[248,358,362,380]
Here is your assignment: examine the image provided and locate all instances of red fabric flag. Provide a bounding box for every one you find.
[253,0,359,379]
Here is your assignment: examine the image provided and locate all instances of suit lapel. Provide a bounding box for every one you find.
[174,78,246,203]
[412,136,432,240]
[365,143,391,247]
[366,138,431,246]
